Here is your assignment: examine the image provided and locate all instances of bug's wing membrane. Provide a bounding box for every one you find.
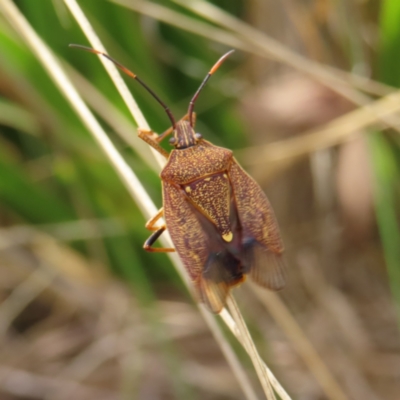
[163,181,229,313]
[242,241,286,290]
[229,160,286,291]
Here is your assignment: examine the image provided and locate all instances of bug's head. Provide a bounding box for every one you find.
[169,120,202,149]
[69,45,233,151]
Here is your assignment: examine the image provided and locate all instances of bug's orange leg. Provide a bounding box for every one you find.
[144,226,175,252]
[145,208,165,231]
[138,128,169,158]
[144,208,175,252]
[156,123,177,143]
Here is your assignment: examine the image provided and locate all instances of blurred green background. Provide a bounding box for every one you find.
[0,0,400,399]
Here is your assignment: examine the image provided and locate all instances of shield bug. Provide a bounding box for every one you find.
[71,45,285,313]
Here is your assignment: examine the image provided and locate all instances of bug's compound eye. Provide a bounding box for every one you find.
[169,137,177,146]
[195,133,202,141]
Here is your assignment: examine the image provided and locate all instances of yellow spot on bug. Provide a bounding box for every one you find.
[185,186,191,193]
[222,232,233,242]
[205,177,211,181]
[223,174,228,179]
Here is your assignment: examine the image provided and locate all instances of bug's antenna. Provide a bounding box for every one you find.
[188,50,234,127]
[69,44,176,129]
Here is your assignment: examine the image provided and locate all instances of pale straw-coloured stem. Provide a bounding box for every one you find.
[251,286,348,400]
[225,296,275,400]
[64,0,149,130]
[241,86,400,168]
[64,63,157,172]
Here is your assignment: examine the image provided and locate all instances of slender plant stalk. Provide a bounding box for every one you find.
[226,295,276,400]
[252,285,348,400]
[241,85,400,168]
[64,63,158,172]
[0,266,56,337]
[64,0,149,130]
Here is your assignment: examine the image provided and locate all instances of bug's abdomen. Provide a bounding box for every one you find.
[181,172,232,241]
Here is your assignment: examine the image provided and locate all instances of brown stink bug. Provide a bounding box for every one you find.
[71,45,285,313]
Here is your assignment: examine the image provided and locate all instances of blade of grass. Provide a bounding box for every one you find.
[0,98,40,135]
[63,0,149,131]
[0,149,75,223]
[221,299,291,400]
[373,0,400,326]
[369,133,400,324]
[239,86,400,168]
[64,63,157,172]
[0,264,57,338]
[379,0,400,87]
[251,285,348,400]
[226,295,276,400]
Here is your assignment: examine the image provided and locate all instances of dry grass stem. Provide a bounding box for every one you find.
[110,0,246,50]
[0,219,124,246]
[65,63,158,172]
[241,86,400,168]
[221,300,292,400]
[0,365,118,399]
[200,308,261,400]
[0,266,56,337]
[250,285,348,400]
[63,0,149,131]
[45,332,123,400]
[63,1,267,398]
[225,296,277,400]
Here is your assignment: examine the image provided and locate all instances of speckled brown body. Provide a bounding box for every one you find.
[160,138,285,313]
